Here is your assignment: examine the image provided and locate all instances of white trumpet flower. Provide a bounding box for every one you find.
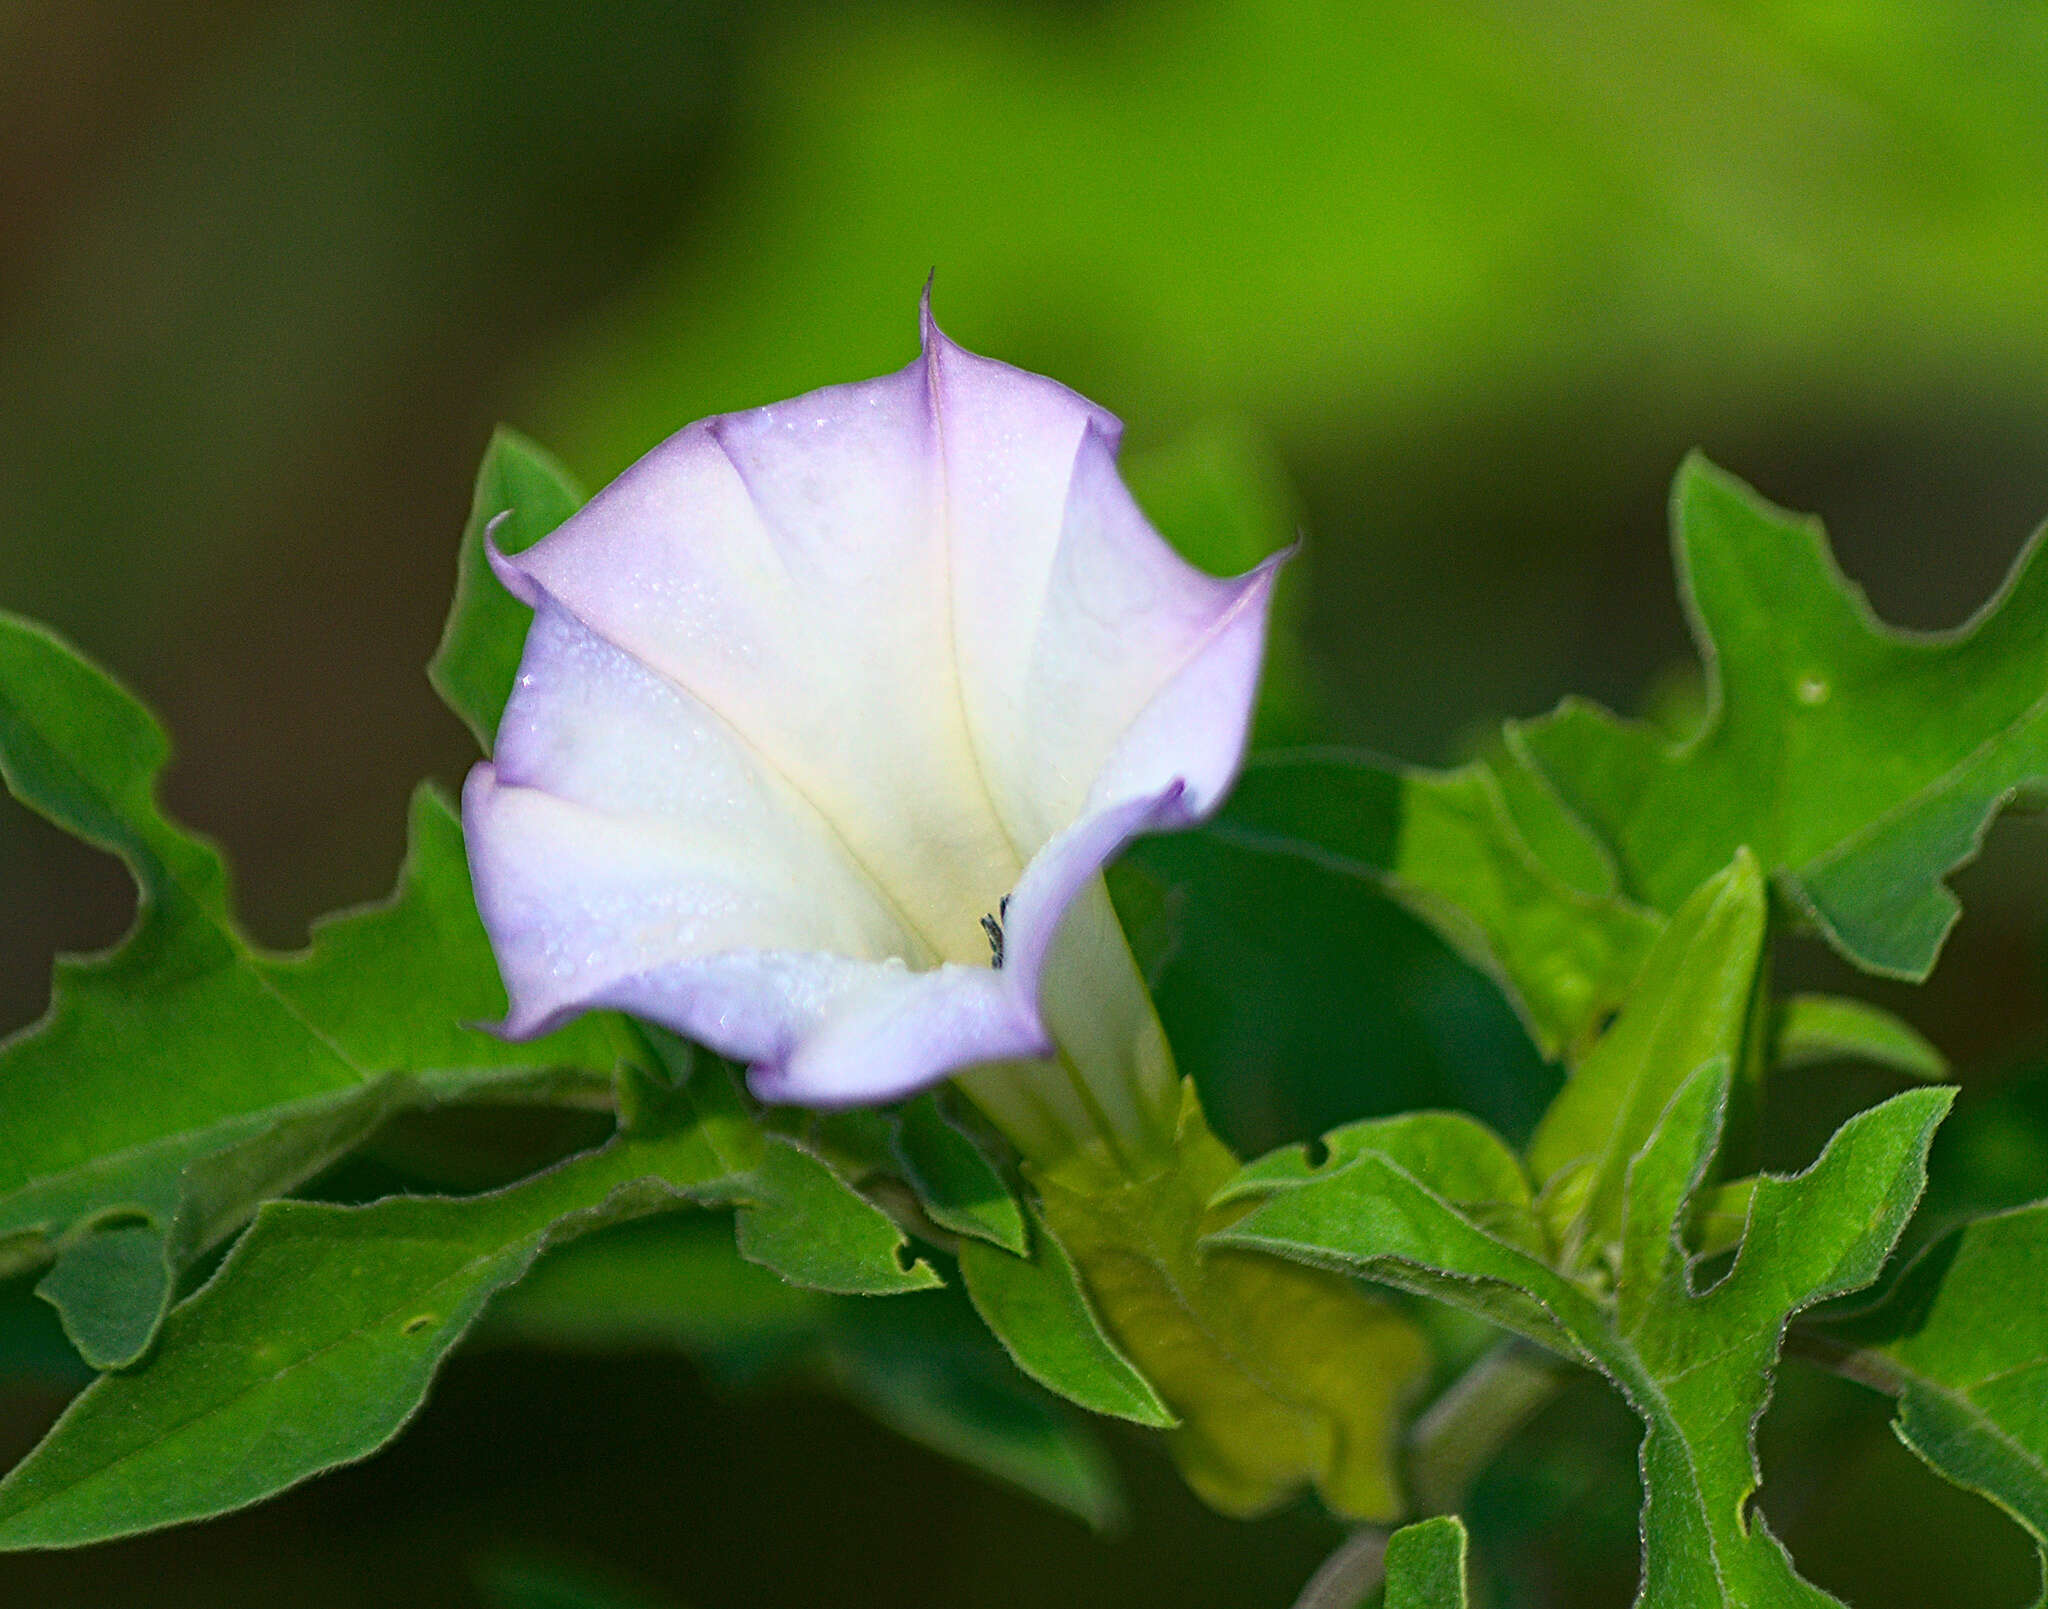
[464,299,1280,1168]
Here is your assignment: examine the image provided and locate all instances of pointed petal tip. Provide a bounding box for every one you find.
[1260,532,1302,576]
[482,515,544,607]
[918,273,948,357]
[1232,536,1294,599]
[741,1056,792,1103]
[916,284,1125,453]
[489,999,570,1043]
[463,1007,559,1046]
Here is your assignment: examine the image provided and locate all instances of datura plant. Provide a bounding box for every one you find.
[0,297,2045,1609]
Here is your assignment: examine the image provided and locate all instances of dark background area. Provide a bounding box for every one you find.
[5,3,2048,1604]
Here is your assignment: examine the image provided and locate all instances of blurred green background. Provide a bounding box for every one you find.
[5,2,2048,1604]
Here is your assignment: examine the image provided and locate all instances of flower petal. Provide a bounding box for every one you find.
[492,354,1018,963]
[749,961,1048,1107]
[466,595,918,1037]
[928,311,1279,849]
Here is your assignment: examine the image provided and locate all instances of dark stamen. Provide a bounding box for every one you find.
[981,910,1005,970]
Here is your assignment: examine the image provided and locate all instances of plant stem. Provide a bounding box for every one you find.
[1291,1526,1389,1609]
[1782,1324,1910,1397]
[1405,1339,1569,1517]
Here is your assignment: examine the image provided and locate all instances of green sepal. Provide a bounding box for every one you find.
[733,1137,941,1296]
[1218,1109,1543,1258]
[625,1035,947,1299]
[802,1106,899,1176]
[614,1038,763,1183]
[891,1094,1028,1253]
[1030,1084,1430,1521]
[957,1202,1175,1428]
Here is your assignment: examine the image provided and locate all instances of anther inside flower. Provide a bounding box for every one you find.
[464,297,1281,1168]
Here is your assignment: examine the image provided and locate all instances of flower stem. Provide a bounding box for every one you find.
[1404,1339,1567,1517]
[1290,1526,1389,1609]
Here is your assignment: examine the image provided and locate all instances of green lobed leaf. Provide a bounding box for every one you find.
[956,1202,1175,1428]
[0,613,618,1367]
[630,1035,965,1301]
[1527,850,1766,1265]
[1487,729,1629,899]
[1771,994,1947,1082]
[29,1224,166,1376]
[1383,1514,1472,1609]
[1817,1200,2048,1601]
[1215,1078,1953,1606]
[1030,1086,1431,1522]
[733,1136,941,1296]
[428,427,587,751]
[1215,749,1660,1063]
[0,1076,753,1552]
[1216,1109,1543,1258]
[891,1094,1028,1254]
[487,1214,1126,1530]
[1517,455,2048,980]
[1687,1175,1758,1265]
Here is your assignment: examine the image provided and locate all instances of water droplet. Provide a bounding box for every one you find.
[1796,674,1829,705]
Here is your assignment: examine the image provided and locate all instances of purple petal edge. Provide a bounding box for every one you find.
[482,515,544,607]
[746,780,1193,1106]
[465,759,1196,1106]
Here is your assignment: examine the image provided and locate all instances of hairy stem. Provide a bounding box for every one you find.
[1782,1324,1910,1397]
[1291,1526,1389,1609]
[1405,1340,1569,1517]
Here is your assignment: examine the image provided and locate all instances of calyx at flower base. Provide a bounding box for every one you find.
[1029,1081,1430,1520]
